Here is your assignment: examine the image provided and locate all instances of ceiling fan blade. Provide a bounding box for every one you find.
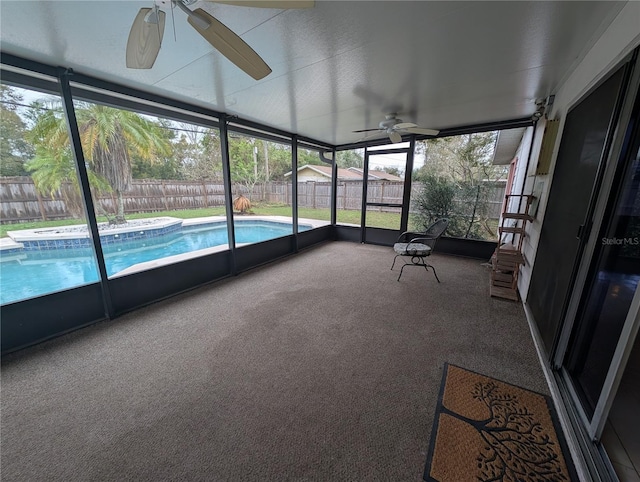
[389,131,402,144]
[358,132,386,142]
[402,127,440,136]
[393,122,417,130]
[206,0,314,8]
[187,8,272,80]
[352,128,382,133]
[126,8,166,69]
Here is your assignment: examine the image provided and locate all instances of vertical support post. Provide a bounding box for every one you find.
[360,146,370,243]
[219,114,237,275]
[331,150,337,226]
[292,136,299,252]
[56,68,114,319]
[400,137,415,233]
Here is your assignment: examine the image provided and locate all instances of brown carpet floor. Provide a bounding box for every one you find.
[1,241,550,481]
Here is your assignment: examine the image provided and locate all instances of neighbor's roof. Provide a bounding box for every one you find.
[284,165,362,180]
[347,167,403,181]
[285,165,402,181]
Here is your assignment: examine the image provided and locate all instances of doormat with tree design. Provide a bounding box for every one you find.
[423,364,577,481]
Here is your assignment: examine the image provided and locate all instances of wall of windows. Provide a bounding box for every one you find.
[73,99,231,278]
[0,77,510,310]
[0,83,102,304]
[0,65,334,352]
[295,147,332,230]
[1,56,521,353]
[335,148,364,226]
[0,69,335,308]
[408,132,507,241]
[228,132,294,245]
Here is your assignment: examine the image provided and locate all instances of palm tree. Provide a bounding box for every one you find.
[78,104,170,222]
[28,102,170,223]
[27,103,110,218]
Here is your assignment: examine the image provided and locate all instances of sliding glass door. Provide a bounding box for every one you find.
[563,140,640,423]
[548,50,640,480]
[560,124,640,482]
[527,64,628,353]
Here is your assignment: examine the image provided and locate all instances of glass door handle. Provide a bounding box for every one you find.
[576,222,592,241]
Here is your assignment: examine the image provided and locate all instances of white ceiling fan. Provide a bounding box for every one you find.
[352,114,439,143]
[126,0,314,80]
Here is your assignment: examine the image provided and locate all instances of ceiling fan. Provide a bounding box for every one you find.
[353,114,439,143]
[126,0,314,80]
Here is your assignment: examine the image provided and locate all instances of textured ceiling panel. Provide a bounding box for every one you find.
[0,1,626,145]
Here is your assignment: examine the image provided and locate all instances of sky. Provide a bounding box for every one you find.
[362,142,425,172]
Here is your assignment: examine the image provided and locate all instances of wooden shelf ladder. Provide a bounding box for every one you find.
[490,194,534,301]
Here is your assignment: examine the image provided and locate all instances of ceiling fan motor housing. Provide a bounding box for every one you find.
[155,0,197,7]
[379,116,402,130]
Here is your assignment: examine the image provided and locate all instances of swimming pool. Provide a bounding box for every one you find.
[0,220,310,305]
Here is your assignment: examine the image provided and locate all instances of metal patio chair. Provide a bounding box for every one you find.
[390,218,449,282]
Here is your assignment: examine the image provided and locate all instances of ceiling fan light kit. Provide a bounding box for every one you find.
[126,0,313,79]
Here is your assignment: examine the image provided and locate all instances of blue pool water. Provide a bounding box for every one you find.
[0,221,309,305]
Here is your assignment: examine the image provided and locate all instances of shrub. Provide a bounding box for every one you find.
[411,175,490,239]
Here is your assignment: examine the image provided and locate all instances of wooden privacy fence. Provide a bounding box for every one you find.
[0,178,228,223]
[0,177,506,223]
[267,181,419,211]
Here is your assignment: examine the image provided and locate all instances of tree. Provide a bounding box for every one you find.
[0,85,33,176]
[383,166,402,177]
[298,149,327,168]
[229,135,262,197]
[264,142,292,181]
[176,124,223,182]
[28,102,170,223]
[412,132,506,239]
[415,132,501,183]
[411,175,461,232]
[336,149,364,169]
[26,103,109,217]
[132,119,183,180]
[79,105,170,222]
[227,135,293,201]
[27,142,110,218]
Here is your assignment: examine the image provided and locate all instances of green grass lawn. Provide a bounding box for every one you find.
[0,205,496,240]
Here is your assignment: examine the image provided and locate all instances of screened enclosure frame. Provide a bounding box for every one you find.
[1,51,535,353]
